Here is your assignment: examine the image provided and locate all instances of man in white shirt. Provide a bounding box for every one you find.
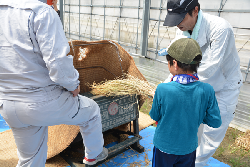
[0,0,108,166]
[162,0,243,166]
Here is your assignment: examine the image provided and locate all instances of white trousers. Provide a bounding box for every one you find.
[195,88,240,167]
[0,86,104,167]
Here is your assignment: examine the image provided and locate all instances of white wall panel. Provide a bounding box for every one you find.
[222,0,250,10]
[221,12,250,29]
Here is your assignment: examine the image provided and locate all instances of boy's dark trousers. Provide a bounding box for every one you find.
[152,146,196,167]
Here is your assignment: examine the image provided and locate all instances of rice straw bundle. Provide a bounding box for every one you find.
[235,130,250,151]
[89,75,156,97]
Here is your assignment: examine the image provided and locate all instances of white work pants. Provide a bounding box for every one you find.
[0,86,104,167]
[195,88,240,167]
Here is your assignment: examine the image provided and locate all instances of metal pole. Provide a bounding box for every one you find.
[69,2,70,39]
[90,0,93,41]
[218,0,224,17]
[103,0,106,40]
[118,0,122,44]
[59,0,64,28]
[135,0,141,54]
[155,0,163,59]
[79,0,81,40]
[140,0,150,57]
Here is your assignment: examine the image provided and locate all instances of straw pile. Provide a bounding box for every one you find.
[235,130,250,150]
[88,74,156,98]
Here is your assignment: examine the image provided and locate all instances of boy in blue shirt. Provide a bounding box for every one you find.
[149,36,222,167]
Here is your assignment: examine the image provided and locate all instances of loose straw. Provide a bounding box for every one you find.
[88,75,155,98]
[235,130,250,151]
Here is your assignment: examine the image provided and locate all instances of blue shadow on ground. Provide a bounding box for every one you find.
[0,115,230,167]
[0,114,10,132]
[99,126,230,167]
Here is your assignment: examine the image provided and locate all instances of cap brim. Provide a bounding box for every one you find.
[163,12,187,27]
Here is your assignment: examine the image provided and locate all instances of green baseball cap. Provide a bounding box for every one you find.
[159,36,202,64]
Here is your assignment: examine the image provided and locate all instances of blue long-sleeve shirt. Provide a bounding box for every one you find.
[149,81,221,155]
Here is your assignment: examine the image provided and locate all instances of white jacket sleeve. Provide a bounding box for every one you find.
[33,8,79,91]
[197,27,231,80]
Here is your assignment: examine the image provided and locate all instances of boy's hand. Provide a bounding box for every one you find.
[70,85,80,97]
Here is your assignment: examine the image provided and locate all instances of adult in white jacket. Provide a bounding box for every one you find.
[163,0,243,166]
[0,0,108,166]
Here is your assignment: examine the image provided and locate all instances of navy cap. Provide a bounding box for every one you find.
[163,0,198,27]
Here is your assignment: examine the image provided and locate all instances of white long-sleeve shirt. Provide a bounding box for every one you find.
[0,0,79,102]
[166,12,243,92]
